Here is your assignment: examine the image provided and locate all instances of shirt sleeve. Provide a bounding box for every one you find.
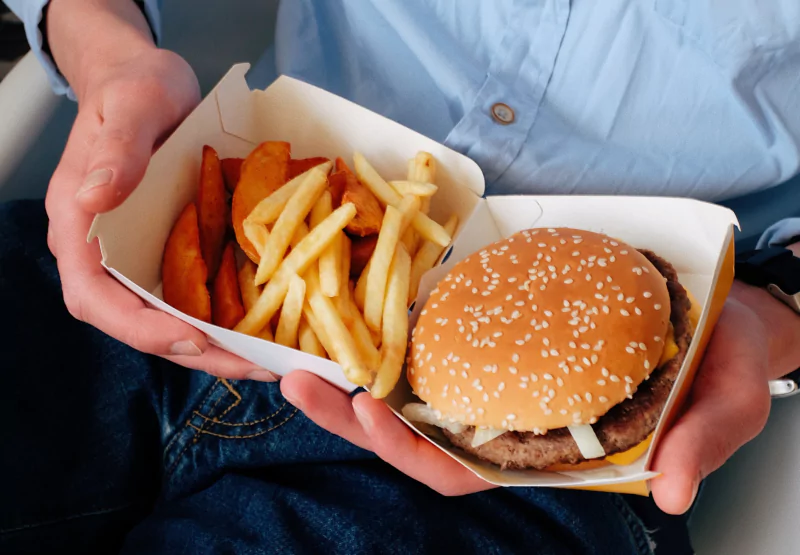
[757,218,800,249]
[4,0,162,101]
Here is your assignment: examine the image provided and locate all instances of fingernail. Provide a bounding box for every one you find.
[353,400,373,431]
[247,370,278,382]
[169,340,203,356]
[77,168,113,197]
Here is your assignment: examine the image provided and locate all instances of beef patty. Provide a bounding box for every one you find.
[443,250,692,470]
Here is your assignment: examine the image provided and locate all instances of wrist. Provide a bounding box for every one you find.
[47,0,156,102]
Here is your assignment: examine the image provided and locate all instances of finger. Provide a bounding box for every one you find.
[352,393,495,496]
[651,308,771,514]
[280,371,373,451]
[164,345,272,380]
[76,89,189,213]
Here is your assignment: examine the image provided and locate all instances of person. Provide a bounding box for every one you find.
[2,1,799,553]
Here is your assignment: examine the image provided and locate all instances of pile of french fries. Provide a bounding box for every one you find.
[162,141,457,397]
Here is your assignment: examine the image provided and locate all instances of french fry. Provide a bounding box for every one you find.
[234,203,356,336]
[388,180,438,197]
[255,167,329,285]
[236,260,274,341]
[302,303,335,358]
[410,152,435,215]
[275,274,306,349]
[336,234,352,323]
[232,141,291,263]
[409,213,459,304]
[243,220,269,257]
[310,190,340,297]
[306,267,371,386]
[298,316,327,358]
[221,157,244,193]
[246,161,333,225]
[346,293,381,370]
[237,259,261,312]
[197,145,228,279]
[162,203,211,322]
[288,157,331,180]
[371,244,411,398]
[212,242,246,329]
[364,205,404,332]
[353,152,450,246]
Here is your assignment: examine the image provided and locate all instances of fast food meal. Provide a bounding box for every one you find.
[402,228,700,470]
[161,142,457,393]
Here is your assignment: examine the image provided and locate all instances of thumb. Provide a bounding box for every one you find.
[75,97,181,213]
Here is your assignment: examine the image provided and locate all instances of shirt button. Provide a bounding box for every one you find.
[491,103,515,125]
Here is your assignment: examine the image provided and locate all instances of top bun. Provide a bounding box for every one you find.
[408,228,671,432]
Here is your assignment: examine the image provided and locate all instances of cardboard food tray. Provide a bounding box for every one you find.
[90,64,739,494]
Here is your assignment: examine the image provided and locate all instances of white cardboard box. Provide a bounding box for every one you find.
[90,64,738,494]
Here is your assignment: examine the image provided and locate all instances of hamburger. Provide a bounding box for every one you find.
[402,227,697,471]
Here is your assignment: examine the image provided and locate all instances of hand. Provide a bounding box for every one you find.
[280,371,495,496]
[651,277,800,514]
[45,42,269,380]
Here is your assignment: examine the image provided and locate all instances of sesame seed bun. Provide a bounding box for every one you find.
[408,228,671,433]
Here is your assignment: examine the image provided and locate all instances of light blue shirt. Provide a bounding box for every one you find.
[11,0,800,249]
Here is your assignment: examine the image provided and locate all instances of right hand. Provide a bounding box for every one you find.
[46,48,271,380]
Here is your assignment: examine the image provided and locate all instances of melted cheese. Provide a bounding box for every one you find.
[659,324,679,366]
[605,434,653,466]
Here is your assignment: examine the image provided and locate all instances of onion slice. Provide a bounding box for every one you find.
[470,427,506,448]
[567,424,606,460]
[402,403,467,434]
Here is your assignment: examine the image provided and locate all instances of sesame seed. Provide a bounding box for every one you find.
[582,357,591,366]
[634,307,642,315]
[498,382,506,391]
[550,349,559,356]
[454,385,460,394]
[620,309,630,316]
[483,393,489,402]
[543,338,550,347]
[602,306,610,314]
[626,297,634,303]
[557,377,564,387]
[643,291,652,298]
[644,360,651,370]
[493,391,501,399]
[544,373,553,380]
[515,339,525,346]
[541,350,549,358]
[574,365,584,372]
[597,379,606,386]
[625,346,636,354]
[544,310,553,317]
[509,366,518,374]
[585,393,593,402]
[654,304,662,310]
[462,396,471,404]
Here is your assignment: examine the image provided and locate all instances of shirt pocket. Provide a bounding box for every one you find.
[654,0,799,71]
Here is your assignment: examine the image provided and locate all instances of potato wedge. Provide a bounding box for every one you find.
[232,141,291,263]
[197,145,228,280]
[162,203,211,322]
[221,157,244,193]
[340,165,383,237]
[212,242,245,329]
[288,157,330,180]
[350,234,378,278]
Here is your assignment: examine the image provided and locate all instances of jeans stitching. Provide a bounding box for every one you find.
[612,494,655,555]
[164,379,239,478]
[192,401,289,427]
[163,377,222,457]
[186,408,298,440]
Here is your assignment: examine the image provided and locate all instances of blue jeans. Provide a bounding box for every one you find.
[0,201,690,554]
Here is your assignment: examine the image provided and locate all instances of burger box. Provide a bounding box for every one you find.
[90,64,739,495]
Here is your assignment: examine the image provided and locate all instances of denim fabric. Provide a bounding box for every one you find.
[0,200,678,554]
